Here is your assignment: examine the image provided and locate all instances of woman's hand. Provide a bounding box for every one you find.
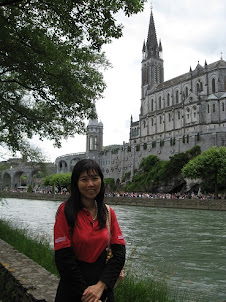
[81,280,106,302]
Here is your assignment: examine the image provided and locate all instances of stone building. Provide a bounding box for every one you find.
[56,10,226,184]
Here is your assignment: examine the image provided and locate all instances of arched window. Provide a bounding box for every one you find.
[167,93,170,106]
[94,136,98,150]
[212,78,216,93]
[222,102,225,112]
[185,86,189,98]
[196,83,200,94]
[89,136,93,150]
[176,90,179,103]
[160,116,162,124]
[213,104,216,113]
[208,104,210,113]
[200,82,203,91]
[178,111,180,119]
[197,82,203,93]
[151,99,154,111]
[151,118,154,126]
[168,113,171,122]
[159,96,162,109]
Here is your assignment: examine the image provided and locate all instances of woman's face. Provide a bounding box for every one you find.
[78,169,102,203]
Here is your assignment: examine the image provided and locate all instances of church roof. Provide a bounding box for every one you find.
[220,93,226,99]
[153,59,226,93]
[207,94,218,100]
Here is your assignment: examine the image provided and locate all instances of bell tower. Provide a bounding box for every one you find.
[86,104,103,162]
[141,8,164,98]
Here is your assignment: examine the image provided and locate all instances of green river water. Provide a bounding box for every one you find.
[0,198,225,301]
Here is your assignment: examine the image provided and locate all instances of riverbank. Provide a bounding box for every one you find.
[1,191,226,211]
[0,220,182,302]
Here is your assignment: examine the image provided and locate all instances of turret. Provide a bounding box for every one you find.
[159,39,163,59]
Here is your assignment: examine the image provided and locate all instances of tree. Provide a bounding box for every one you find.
[161,146,201,181]
[104,178,116,191]
[125,155,166,192]
[182,146,226,198]
[43,172,71,192]
[140,155,160,172]
[0,0,146,152]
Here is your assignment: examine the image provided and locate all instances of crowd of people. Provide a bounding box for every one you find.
[105,192,225,200]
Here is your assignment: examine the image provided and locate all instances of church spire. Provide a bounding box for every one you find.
[146,8,159,59]
[141,7,164,98]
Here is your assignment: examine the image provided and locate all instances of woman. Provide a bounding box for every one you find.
[54,159,126,302]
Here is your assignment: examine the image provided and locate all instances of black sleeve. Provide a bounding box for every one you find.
[100,244,126,289]
[55,247,87,297]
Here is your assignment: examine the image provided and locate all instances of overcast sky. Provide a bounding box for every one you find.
[2,0,226,162]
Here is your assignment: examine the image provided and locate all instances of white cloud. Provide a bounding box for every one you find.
[3,0,226,162]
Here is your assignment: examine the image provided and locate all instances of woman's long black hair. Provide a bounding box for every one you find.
[64,159,107,229]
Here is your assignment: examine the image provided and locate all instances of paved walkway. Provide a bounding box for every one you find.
[0,238,59,301]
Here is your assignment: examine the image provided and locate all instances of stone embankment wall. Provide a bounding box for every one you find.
[106,196,226,211]
[0,239,59,302]
[1,191,226,211]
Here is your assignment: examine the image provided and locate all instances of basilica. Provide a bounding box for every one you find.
[56,10,226,184]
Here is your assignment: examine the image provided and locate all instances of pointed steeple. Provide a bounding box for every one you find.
[88,101,98,126]
[159,39,163,59]
[141,7,164,97]
[159,39,163,52]
[146,9,159,59]
[142,40,146,52]
[142,40,146,60]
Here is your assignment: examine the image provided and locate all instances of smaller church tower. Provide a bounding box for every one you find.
[86,105,103,163]
[141,8,164,98]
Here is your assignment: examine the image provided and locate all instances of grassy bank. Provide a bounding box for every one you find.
[0,219,58,276]
[0,219,205,302]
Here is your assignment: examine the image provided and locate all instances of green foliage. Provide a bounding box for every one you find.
[43,173,71,191]
[186,145,201,159]
[104,178,116,191]
[27,184,33,193]
[115,273,178,302]
[0,0,146,152]
[182,146,226,198]
[122,172,131,183]
[0,162,11,171]
[125,155,167,192]
[126,146,202,192]
[0,219,58,276]
[140,155,160,172]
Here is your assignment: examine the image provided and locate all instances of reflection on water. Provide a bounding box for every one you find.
[0,198,226,301]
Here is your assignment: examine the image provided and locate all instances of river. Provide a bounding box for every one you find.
[0,198,225,301]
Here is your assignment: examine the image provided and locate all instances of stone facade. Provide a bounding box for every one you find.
[56,10,226,184]
[0,158,55,190]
